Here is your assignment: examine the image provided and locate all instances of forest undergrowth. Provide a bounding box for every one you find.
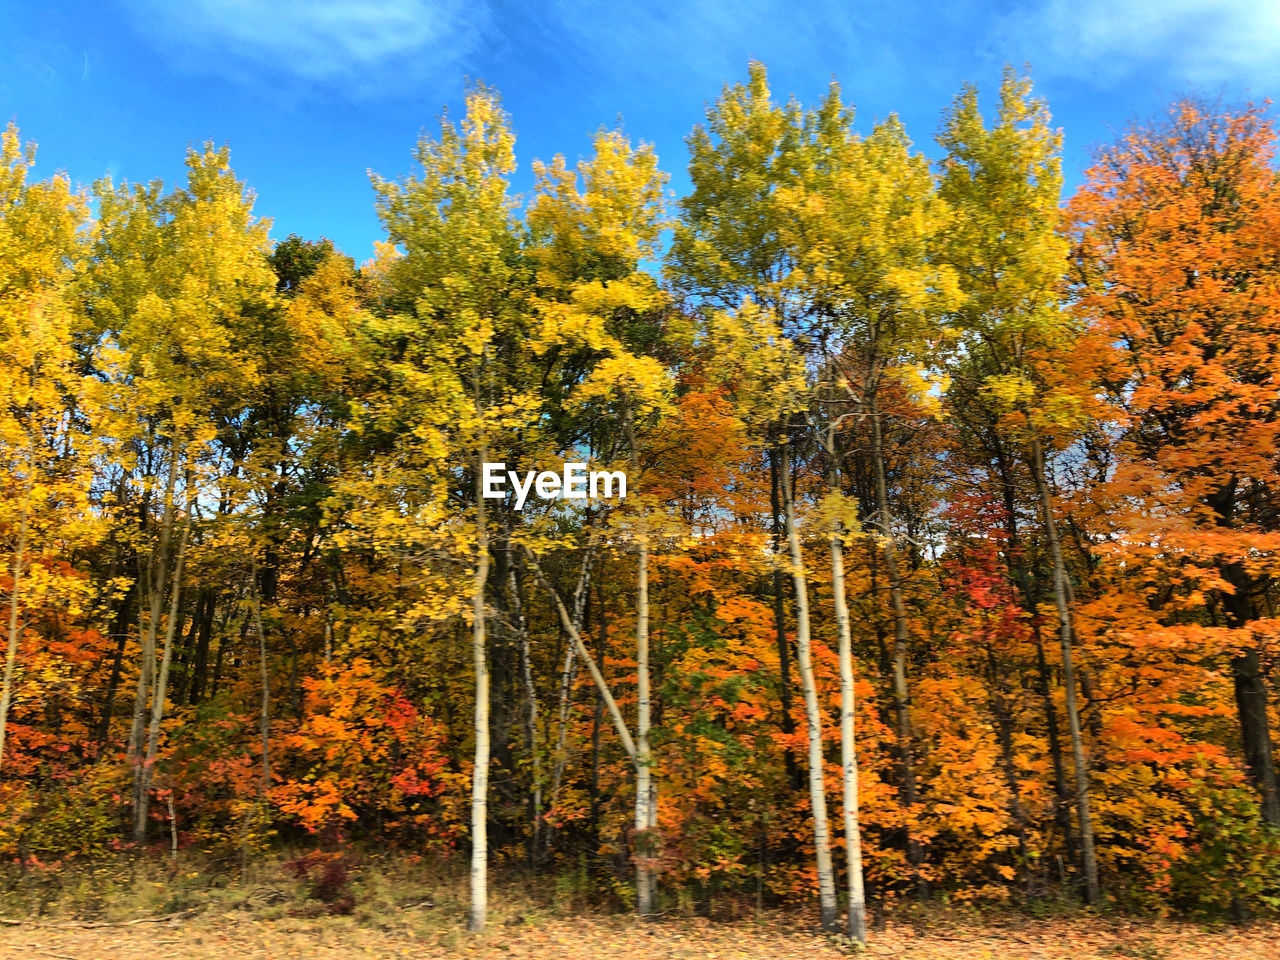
[1,854,1276,960]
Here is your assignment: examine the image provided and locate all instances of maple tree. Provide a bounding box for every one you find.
[1070,100,1280,828]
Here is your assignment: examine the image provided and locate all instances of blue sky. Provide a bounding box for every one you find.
[4,1,1278,261]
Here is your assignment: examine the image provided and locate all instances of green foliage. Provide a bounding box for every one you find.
[1166,783,1280,917]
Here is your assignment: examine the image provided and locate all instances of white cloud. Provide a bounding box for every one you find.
[125,0,486,92]
[996,0,1280,88]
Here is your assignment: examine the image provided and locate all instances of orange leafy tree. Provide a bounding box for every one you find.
[1070,100,1280,829]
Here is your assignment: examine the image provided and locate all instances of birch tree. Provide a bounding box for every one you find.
[372,87,529,934]
[668,65,843,931]
[777,90,960,905]
[528,128,674,914]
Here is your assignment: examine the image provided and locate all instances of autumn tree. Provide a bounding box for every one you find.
[939,70,1102,901]
[85,143,278,841]
[524,125,682,914]
[669,63,845,932]
[371,86,530,934]
[668,64,807,796]
[779,88,960,909]
[0,124,96,773]
[1070,100,1280,828]
[5,66,1280,927]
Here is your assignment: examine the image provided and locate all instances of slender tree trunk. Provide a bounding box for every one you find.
[769,444,801,789]
[867,545,891,676]
[996,451,1078,871]
[548,640,577,816]
[779,440,839,932]
[130,450,180,823]
[211,605,241,702]
[528,543,647,900]
[469,435,492,933]
[988,443,1049,880]
[1029,438,1099,904]
[487,546,516,820]
[252,561,271,801]
[1029,616,1077,864]
[170,594,199,707]
[0,492,31,773]
[135,465,192,843]
[825,428,866,944]
[97,558,138,744]
[627,410,656,917]
[545,544,597,845]
[209,597,240,702]
[526,550,637,763]
[868,394,922,884]
[589,578,607,844]
[634,527,654,916]
[127,603,151,768]
[527,546,664,908]
[98,619,129,744]
[509,555,542,867]
[166,783,178,859]
[184,590,216,706]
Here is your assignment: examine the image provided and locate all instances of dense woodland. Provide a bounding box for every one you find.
[3,63,1280,942]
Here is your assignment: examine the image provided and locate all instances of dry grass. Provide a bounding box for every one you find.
[0,857,1274,960]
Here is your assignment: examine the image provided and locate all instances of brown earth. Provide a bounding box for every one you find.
[1,912,1275,960]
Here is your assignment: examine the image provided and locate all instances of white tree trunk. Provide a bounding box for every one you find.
[510,559,542,861]
[628,409,656,917]
[469,445,492,933]
[826,425,866,944]
[779,441,839,931]
[527,546,659,912]
[546,545,597,829]
[526,550,637,762]
[252,559,272,800]
[634,531,654,916]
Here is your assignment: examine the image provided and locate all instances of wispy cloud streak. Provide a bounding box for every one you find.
[996,0,1280,88]
[124,0,488,94]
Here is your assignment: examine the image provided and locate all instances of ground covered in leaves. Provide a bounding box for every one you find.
[1,858,1273,960]
[2,911,1276,960]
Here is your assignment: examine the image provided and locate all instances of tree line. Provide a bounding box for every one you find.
[3,65,1280,942]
